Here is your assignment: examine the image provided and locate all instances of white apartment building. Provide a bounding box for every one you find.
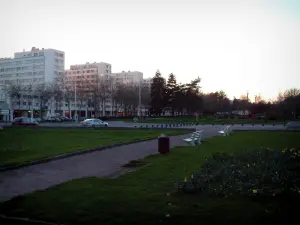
[64,62,112,118]
[65,62,111,89]
[143,78,152,88]
[64,66,146,118]
[112,71,143,86]
[0,47,65,120]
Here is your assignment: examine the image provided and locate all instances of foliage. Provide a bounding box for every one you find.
[150,70,166,115]
[176,147,300,198]
[150,71,202,115]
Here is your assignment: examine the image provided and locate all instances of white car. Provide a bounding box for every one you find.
[80,119,108,127]
[286,121,300,130]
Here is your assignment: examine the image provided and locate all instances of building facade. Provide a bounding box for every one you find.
[111,71,143,86]
[0,47,65,120]
[64,66,146,118]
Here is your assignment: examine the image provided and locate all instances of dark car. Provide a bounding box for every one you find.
[12,117,38,127]
[60,116,70,122]
[46,116,62,122]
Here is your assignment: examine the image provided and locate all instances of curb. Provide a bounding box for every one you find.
[0,214,64,225]
[0,130,195,172]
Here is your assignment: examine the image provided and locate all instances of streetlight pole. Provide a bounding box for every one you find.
[138,79,141,118]
[74,79,77,122]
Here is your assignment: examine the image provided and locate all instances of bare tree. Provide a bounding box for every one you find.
[5,81,23,110]
[90,75,114,117]
[56,72,73,118]
[76,76,90,117]
[34,83,53,119]
[51,82,64,113]
[113,83,139,116]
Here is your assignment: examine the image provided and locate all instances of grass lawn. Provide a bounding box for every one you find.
[1,131,299,225]
[0,128,189,166]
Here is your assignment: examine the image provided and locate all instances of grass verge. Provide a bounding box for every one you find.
[1,131,299,225]
[0,128,188,166]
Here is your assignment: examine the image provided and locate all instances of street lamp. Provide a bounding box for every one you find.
[138,78,141,118]
[74,78,78,122]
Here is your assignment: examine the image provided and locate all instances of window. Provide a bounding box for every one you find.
[28,102,32,106]
[34,53,38,56]
[39,52,44,56]
[23,102,26,106]
[36,103,39,106]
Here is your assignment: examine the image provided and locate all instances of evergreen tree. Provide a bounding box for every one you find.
[150,70,166,116]
[165,73,178,115]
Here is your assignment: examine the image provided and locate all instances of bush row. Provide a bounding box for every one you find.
[176,148,300,198]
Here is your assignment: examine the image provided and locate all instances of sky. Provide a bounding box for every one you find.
[0,0,299,101]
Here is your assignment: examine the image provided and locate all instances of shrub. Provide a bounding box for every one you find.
[175,148,300,198]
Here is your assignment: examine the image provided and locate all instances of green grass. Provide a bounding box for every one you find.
[0,128,188,166]
[1,131,300,225]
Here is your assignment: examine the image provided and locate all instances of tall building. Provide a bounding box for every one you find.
[64,62,111,90]
[143,78,152,88]
[112,71,143,86]
[0,47,65,120]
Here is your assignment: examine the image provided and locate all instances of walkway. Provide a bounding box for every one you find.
[0,129,222,202]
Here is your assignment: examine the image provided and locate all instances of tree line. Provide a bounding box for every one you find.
[4,70,300,120]
[149,70,300,119]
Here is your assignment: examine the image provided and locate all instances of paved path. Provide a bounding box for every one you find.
[0,125,286,202]
[0,130,220,202]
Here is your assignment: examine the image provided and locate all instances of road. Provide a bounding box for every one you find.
[38,121,287,131]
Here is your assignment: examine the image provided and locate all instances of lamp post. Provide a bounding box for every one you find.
[138,79,141,118]
[74,79,78,122]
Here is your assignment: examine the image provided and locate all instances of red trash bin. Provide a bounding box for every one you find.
[158,134,170,154]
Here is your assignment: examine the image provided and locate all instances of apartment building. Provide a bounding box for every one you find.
[0,47,65,119]
[64,66,146,118]
[143,78,152,88]
[112,71,143,86]
[64,62,112,118]
[65,62,111,88]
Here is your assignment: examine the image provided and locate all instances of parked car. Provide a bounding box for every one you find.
[46,116,62,122]
[286,121,300,130]
[34,117,42,122]
[60,116,70,122]
[12,117,38,127]
[80,119,108,127]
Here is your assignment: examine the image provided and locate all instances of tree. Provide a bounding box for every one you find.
[182,77,202,114]
[98,75,114,116]
[278,88,300,119]
[56,72,73,117]
[141,83,151,115]
[76,76,90,115]
[34,83,52,119]
[165,73,178,115]
[202,90,230,115]
[5,81,23,110]
[150,70,166,116]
